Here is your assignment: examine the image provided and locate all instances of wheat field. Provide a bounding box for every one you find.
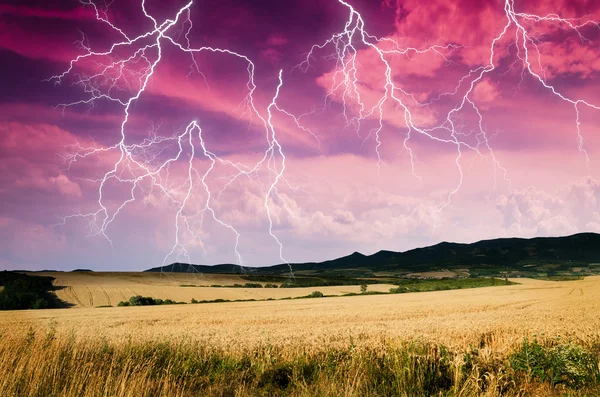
[2,276,599,351]
[1,276,600,396]
[31,271,396,308]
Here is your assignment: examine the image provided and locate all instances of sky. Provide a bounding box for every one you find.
[1,0,600,271]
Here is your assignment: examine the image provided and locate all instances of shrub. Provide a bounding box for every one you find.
[31,297,49,310]
[308,291,324,298]
[117,296,184,307]
[0,272,57,310]
[128,296,156,306]
[243,283,263,288]
[264,283,278,288]
[509,338,600,387]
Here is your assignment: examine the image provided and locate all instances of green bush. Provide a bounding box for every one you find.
[31,297,49,310]
[243,283,263,288]
[0,272,57,310]
[117,296,183,307]
[308,291,324,298]
[509,338,600,387]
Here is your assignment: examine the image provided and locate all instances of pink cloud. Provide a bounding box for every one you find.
[0,21,82,63]
[0,5,93,20]
[535,38,600,79]
[267,34,288,46]
[0,217,68,264]
[472,79,500,108]
[261,48,284,64]
[496,177,600,236]
[0,122,119,219]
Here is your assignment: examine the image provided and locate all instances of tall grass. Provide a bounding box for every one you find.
[0,329,598,396]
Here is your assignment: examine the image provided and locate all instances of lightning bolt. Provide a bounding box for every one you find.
[298,0,599,213]
[53,0,599,271]
[51,0,292,274]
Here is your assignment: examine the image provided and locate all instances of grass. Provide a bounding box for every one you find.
[2,276,600,395]
[0,330,598,396]
[187,291,323,305]
[542,276,584,281]
[389,277,515,293]
[243,275,391,288]
[508,338,599,388]
[182,283,266,288]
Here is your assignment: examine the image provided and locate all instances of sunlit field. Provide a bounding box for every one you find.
[31,271,398,308]
[1,276,599,396]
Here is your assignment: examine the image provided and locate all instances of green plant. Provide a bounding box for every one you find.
[509,338,600,387]
[117,296,184,307]
[243,283,263,288]
[0,272,58,310]
[4,334,600,397]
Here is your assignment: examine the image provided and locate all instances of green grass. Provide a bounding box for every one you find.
[3,332,599,396]
[389,277,515,293]
[243,275,391,288]
[542,276,584,281]
[181,283,265,288]
[508,338,600,388]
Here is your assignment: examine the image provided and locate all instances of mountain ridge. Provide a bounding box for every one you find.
[145,232,600,276]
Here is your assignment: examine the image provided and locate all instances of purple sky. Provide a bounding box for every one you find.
[1,0,600,271]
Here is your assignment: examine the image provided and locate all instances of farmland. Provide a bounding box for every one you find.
[1,275,599,396]
[2,276,599,348]
[32,271,398,308]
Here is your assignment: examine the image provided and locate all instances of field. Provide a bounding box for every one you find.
[3,276,599,348]
[1,275,599,396]
[33,271,397,308]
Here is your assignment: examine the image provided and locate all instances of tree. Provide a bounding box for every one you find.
[360,284,368,294]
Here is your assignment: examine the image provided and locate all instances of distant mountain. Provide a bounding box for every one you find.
[145,232,600,276]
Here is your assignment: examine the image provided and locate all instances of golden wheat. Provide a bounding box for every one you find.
[1,276,599,354]
[35,271,396,308]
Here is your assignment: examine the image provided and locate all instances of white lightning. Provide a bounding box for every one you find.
[52,0,292,273]
[53,0,599,271]
[298,0,599,213]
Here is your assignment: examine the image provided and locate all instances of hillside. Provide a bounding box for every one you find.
[146,232,600,277]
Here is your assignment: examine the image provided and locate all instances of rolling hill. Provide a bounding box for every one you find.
[146,232,600,277]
